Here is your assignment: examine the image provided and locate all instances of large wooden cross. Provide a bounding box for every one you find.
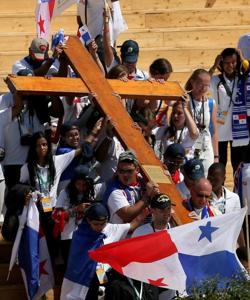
[5,36,191,225]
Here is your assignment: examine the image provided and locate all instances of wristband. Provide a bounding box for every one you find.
[214,155,219,159]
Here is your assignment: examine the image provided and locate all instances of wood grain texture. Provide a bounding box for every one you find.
[64,36,190,225]
[5,76,184,100]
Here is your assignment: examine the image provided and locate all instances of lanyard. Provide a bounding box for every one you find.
[36,167,51,194]
[175,127,184,144]
[127,278,143,300]
[217,74,236,109]
[190,94,205,127]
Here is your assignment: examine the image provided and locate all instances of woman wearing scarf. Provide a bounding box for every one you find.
[209,48,250,173]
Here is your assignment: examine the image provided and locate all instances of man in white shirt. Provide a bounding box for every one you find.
[12,38,61,76]
[120,40,149,81]
[104,151,158,224]
[177,158,205,200]
[132,194,176,300]
[208,163,241,214]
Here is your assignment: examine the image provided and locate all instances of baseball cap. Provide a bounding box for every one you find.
[151,194,171,209]
[30,38,48,61]
[121,40,139,64]
[183,159,205,180]
[164,143,185,159]
[118,150,138,165]
[73,165,90,180]
[85,203,109,221]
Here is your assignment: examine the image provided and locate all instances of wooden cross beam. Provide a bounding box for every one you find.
[5,75,184,101]
[5,36,191,225]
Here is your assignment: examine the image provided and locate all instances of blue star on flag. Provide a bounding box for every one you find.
[198,221,219,243]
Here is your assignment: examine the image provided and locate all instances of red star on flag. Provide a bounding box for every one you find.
[148,277,168,287]
[38,15,45,34]
[40,260,49,276]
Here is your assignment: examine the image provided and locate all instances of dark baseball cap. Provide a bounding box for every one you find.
[183,159,205,180]
[164,143,185,159]
[121,40,139,64]
[151,194,171,209]
[73,165,90,180]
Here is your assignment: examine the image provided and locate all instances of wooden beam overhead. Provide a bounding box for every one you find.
[5,75,184,101]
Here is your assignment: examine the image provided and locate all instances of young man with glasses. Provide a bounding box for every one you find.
[103,150,159,224]
[183,177,221,220]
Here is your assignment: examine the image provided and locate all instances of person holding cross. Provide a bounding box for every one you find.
[12,37,65,77]
[103,150,159,224]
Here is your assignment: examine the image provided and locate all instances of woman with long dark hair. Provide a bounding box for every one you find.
[52,165,95,265]
[20,131,83,208]
[19,131,83,259]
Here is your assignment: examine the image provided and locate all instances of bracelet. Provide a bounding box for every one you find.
[214,155,219,158]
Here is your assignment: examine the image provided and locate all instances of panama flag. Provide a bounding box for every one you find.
[90,208,246,294]
[14,199,54,300]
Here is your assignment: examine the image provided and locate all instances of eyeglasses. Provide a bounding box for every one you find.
[117,168,136,175]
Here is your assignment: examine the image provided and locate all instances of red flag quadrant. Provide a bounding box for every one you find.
[89,231,187,290]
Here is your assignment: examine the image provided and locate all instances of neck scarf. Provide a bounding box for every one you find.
[232,73,250,146]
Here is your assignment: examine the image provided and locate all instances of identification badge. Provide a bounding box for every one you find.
[41,197,52,212]
[217,110,228,125]
[96,264,109,284]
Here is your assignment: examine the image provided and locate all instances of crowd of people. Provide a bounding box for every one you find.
[1,1,250,299]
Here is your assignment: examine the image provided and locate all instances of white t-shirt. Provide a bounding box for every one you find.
[210,187,241,214]
[103,222,130,244]
[20,150,76,207]
[3,109,45,165]
[132,222,170,237]
[176,180,191,200]
[107,183,142,224]
[210,74,237,142]
[153,126,195,160]
[12,58,59,75]
[55,183,107,239]
[55,189,78,240]
[77,0,109,40]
